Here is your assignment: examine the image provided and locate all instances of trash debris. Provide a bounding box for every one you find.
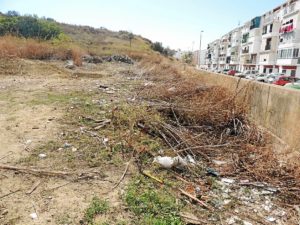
[25,140,32,145]
[153,156,194,169]
[30,212,38,220]
[266,216,276,222]
[167,87,176,92]
[103,138,109,145]
[206,168,219,177]
[221,178,235,184]
[212,160,227,165]
[71,147,77,152]
[38,154,47,159]
[63,143,72,148]
[65,60,75,70]
[180,212,203,225]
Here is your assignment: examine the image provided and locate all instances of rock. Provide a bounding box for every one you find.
[82,55,103,64]
[102,55,134,64]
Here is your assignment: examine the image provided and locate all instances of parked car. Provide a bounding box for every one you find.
[284,79,300,90]
[255,73,280,83]
[222,69,230,74]
[256,74,269,82]
[237,70,258,78]
[245,74,258,80]
[272,76,297,86]
[228,70,238,76]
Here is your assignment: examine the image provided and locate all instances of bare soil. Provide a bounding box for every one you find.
[0,59,136,225]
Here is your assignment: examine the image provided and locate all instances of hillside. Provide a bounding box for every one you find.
[0,11,300,225]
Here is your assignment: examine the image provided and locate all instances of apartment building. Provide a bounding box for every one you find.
[227,27,242,71]
[205,0,300,77]
[206,39,220,70]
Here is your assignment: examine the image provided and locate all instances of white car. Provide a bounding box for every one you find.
[256,73,283,83]
[256,74,269,82]
[266,73,283,83]
[238,70,259,78]
[245,74,257,80]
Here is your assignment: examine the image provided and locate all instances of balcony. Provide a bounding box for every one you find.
[265,44,271,51]
[242,49,249,54]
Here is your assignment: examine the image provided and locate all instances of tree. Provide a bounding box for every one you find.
[151,42,164,54]
[128,32,134,47]
[181,51,193,64]
[6,11,20,17]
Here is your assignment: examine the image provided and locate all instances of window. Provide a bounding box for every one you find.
[282,70,287,74]
[265,38,272,50]
[293,48,299,58]
[269,24,273,33]
[263,68,267,73]
[263,26,267,35]
[287,49,293,58]
[242,33,249,43]
[291,70,296,77]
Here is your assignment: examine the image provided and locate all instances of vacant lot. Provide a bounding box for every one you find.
[0,58,299,225]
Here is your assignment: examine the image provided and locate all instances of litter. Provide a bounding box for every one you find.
[206,168,219,177]
[221,178,235,184]
[30,212,38,220]
[38,154,47,159]
[153,155,196,169]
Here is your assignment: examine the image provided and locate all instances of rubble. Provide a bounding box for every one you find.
[102,55,134,64]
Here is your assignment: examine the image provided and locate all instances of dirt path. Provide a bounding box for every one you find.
[0,59,137,225]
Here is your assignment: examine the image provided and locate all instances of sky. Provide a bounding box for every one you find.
[0,0,285,51]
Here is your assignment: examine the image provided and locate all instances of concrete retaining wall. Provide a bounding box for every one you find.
[199,72,300,153]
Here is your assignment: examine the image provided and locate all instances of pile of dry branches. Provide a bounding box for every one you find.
[136,58,300,204]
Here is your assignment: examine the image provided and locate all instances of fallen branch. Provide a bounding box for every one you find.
[26,180,41,195]
[179,188,213,211]
[0,189,21,199]
[142,170,164,184]
[0,164,71,177]
[111,160,131,190]
[0,152,13,161]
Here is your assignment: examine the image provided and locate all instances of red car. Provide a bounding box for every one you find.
[227,70,236,76]
[272,76,296,86]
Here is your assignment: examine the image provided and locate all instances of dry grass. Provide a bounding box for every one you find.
[0,35,85,64]
[135,55,300,205]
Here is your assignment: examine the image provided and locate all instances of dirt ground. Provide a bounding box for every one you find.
[0,59,299,225]
[0,59,137,225]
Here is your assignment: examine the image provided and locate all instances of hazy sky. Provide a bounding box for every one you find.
[1,0,285,50]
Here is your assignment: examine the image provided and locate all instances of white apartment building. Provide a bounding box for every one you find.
[240,17,263,72]
[227,27,242,71]
[205,0,300,77]
[206,39,220,70]
[218,34,229,70]
[259,8,281,74]
[277,0,300,76]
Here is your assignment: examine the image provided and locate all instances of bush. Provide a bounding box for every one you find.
[0,12,62,40]
[151,42,175,57]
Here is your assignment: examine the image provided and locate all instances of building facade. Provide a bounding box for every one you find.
[205,0,300,77]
